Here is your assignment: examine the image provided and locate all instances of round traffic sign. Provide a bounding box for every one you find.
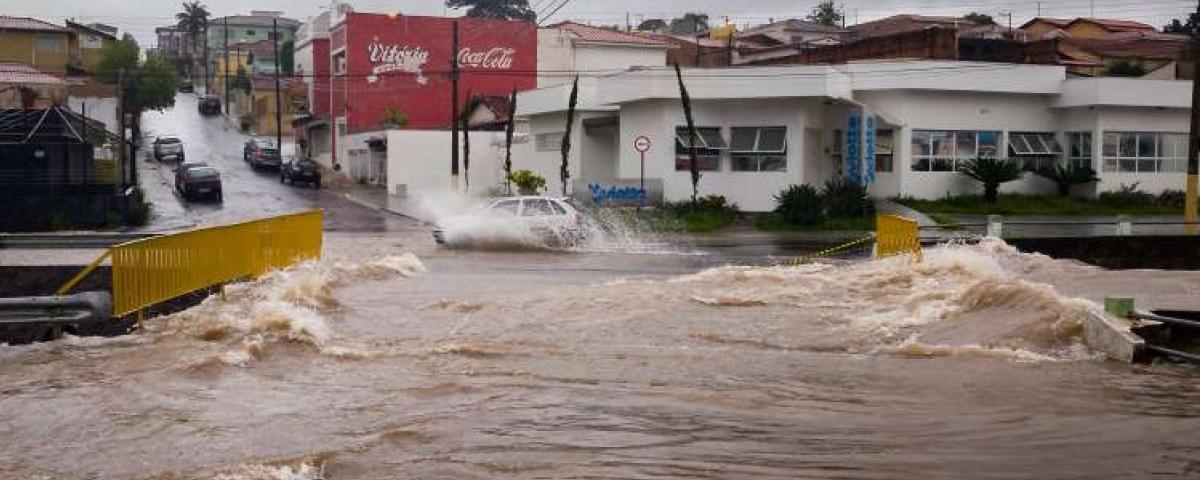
[633,135,652,153]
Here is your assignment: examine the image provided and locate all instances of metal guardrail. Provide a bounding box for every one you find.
[58,210,323,318]
[0,233,159,249]
[876,214,923,261]
[918,215,1200,237]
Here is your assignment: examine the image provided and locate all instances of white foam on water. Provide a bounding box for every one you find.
[211,460,323,480]
[154,254,426,366]
[673,239,1103,362]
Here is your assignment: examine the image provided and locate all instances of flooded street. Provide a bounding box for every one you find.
[2,229,1199,479]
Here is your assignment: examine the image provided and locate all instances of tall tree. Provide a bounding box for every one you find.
[446,0,536,21]
[964,12,996,25]
[807,1,843,27]
[176,2,210,83]
[637,18,668,32]
[560,77,578,197]
[1163,13,1199,35]
[463,92,472,192]
[669,13,710,35]
[96,38,178,156]
[504,87,517,194]
[674,63,700,203]
[279,40,295,76]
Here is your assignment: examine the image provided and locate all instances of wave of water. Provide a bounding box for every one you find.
[152,254,426,367]
[670,239,1102,361]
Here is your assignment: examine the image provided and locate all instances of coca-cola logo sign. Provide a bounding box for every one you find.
[457,47,515,70]
[366,38,431,85]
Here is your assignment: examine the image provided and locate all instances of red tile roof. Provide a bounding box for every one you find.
[0,63,65,85]
[1020,17,1072,29]
[848,14,968,39]
[1068,18,1158,33]
[547,22,669,46]
[1066,31,1189,59]
[0,16,68,33]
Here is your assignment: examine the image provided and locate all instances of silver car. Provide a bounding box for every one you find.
[153,136,184,162]
[434,196,586,247]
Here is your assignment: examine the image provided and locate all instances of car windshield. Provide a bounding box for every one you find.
[521,199,558,216]
[190,167,219,178]
[159,138,181,144]
[488,200,520,216]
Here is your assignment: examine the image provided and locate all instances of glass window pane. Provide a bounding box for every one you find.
[729,128,757,151]
[955,131,978,158]
[912,157,930,171]
[1120,159,1137,172]
[931,157,954,171]
[876,154,894,172]
[978,131,1000,158]
[1137,159,1158,172]
[911,130,931,156]
[676,127,701,149]
[1119,133,1137,158]
[758,127,787,152]
[930,132,954,157]
[832,129,843,154]
[1136,133,1157,158]
[763,155,787,171]
[1103,158,1119,172]
[731,155,757,171]
[876,130,894,154]
[699,128,726,149]
[1103,133,1120,157]
[1010,135,1032,155]
[490,200,519,216]
[1041,133,1063,154]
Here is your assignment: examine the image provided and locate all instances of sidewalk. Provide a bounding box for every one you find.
[336,184,432,223]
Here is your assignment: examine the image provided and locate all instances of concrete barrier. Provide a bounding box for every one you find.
[1081,310,1145,363]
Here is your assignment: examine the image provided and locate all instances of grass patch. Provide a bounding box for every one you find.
[897,194,1184,216]
[755,213,874,232]
[926,212,965,230]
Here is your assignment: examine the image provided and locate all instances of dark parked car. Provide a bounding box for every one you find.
[280,156,322,188]
[243,139,282,169]
[178,80,194,93]
[198,95,221,115]
[152,136,184,162]
[175,164,223,202]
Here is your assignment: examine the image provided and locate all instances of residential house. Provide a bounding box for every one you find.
[65,20,117,74]
[293,11,331,165]
[207,11,300,86]
[1058,18,1158,39]
[154,26,185,61]
[0,16,73,74]
[1020,18,1073,39]
[508,61,1194,211]
[0,62,66,108]
[538,21,670,88]
[738,19,848,48]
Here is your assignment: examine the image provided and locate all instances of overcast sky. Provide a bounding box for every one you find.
[11,0,1195,47]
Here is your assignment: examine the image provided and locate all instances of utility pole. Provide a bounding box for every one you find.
[223,17,229,117]
[1186,8,1200,234]
[726,24,734,66]
[203,25,210,94]
[450,20,460,193]
[626,11,631,32]
[273,18,283,151]
[1036,2,1042,17]
[117,68,134,187]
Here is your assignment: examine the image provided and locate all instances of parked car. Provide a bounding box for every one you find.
[152,136,184,162]
[280,156,322,188]
[178,80,194,93]
[433,196,586,247]
[198,95,221,115]
[175,164,223,202]
[243,139,282,169]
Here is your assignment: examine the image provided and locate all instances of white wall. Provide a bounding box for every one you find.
[536,28,668,89]
[616,97,819,212]
[67,96,119,135]
[386,129,520,197]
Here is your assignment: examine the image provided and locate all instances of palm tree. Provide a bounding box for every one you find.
[176,2,210,85]
[560,77,578,197]
[674,63,700,203]
[960,157,1023,203]
[1036,164,1100,196]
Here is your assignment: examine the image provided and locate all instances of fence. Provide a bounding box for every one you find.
[59,210,323,318]
[875,214,923,261]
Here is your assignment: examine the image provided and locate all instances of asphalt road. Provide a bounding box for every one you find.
[137,93,407,233]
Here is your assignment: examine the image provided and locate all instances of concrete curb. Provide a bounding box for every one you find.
[1082,310,1144,363]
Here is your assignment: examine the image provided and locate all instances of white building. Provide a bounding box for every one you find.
[537,22,671,88]
[513,60,1195,211]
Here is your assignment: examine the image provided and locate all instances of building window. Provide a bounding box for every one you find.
[675,126,725,171]
[911,130,999,172]
[730,126,787,172]
[332,52,346,75]
[1102,132,1188,173]
[246,30,257,36]
[1067,132,1093,170]
[535,132,563,152]
[36,35,64,51]
[875,130,894,172]
[1008,132,1063,171]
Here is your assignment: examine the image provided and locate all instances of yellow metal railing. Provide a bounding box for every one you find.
[59,210,323,318]
[875,213,922,262]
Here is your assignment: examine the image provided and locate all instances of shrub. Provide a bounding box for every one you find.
[1035,164,1099,196]
[821,177,873,218]
[661,195,738,232]
[1098,182,1155,208]
[774,184,824,225]
[507,169,546,196]
[124,187,151,226]
[1155,189,1186,208]
[238,113,253,133]
[960,157,1023,203]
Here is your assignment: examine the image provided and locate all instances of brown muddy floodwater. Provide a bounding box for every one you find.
[1,236,1199,479]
